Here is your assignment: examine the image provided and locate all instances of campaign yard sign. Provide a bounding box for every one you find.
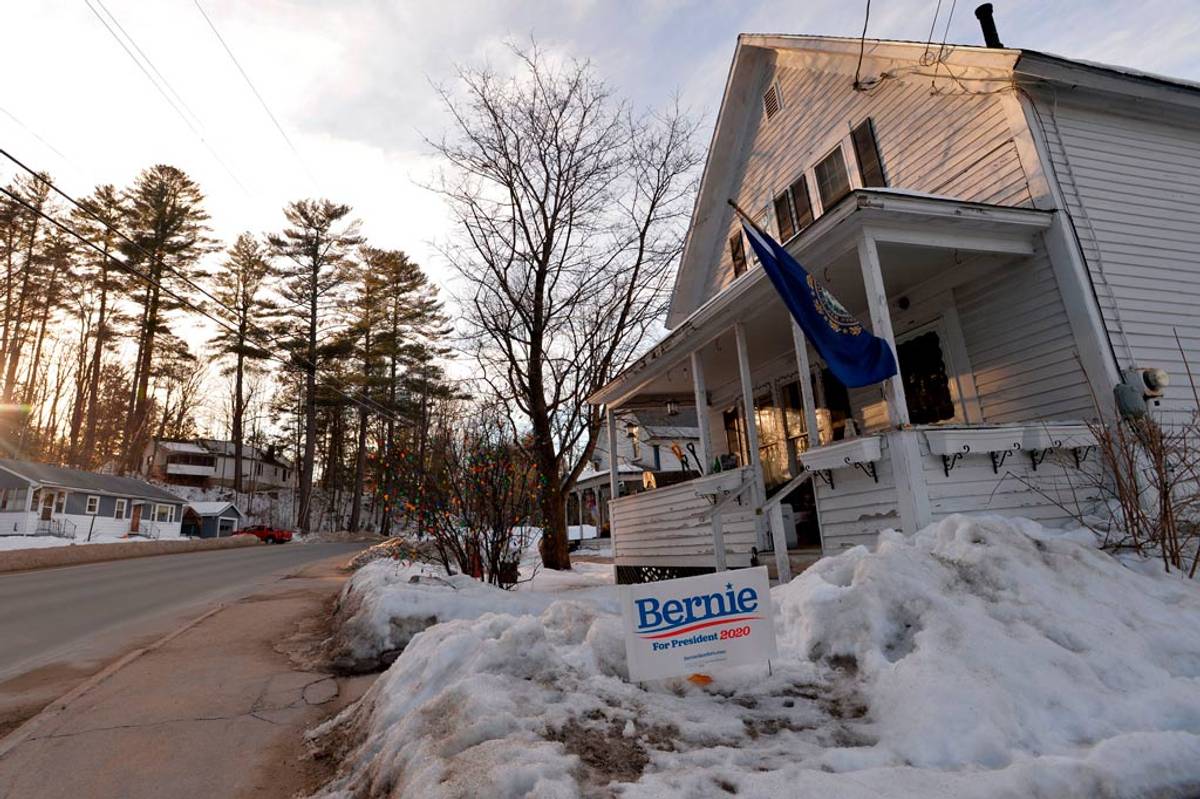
[621,567,777,682]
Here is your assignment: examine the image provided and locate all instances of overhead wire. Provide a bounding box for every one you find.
[82,0,250,195]
[0,150,409,425]
[852,0,872,90]
[191,0,320,190]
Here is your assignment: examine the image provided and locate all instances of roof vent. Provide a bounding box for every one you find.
[974,3,1004,48]
[762,82,782,120]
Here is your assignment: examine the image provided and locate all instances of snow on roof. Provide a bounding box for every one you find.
[158,441,210,455]
[186,501,244,517]
[0,459,185,503]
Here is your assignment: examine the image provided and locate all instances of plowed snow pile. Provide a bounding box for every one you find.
[310,516,1200,799]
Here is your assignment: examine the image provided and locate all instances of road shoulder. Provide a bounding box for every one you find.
[0,553,373,799]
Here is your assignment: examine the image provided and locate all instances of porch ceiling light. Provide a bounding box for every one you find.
[666,399,679,416]
[626,423,639,439]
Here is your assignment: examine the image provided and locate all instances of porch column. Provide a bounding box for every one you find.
[734,323,767,549]
[857,230,931,533]
[689,351,712,475]
[856,230,909,427]
[606,406,620,529]
[789,321,820,450]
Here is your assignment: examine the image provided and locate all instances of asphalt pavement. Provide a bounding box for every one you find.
[0,542,364,684]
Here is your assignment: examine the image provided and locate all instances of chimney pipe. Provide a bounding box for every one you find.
[974,3,1004,48]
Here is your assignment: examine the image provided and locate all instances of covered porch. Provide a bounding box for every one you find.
[591,190,1104,584]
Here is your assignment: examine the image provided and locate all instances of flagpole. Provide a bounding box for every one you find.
[727,198,766,236]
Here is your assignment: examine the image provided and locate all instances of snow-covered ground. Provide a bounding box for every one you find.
[0,532,184,552]
[310,515,1200,798]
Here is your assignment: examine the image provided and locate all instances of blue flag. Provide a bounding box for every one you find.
[741,221,897,388]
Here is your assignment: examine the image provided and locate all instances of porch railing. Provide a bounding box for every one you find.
[609,468,758,570]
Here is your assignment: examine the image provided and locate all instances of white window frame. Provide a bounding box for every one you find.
[85,495,100,515]
[114,498,127,520]
[153,503,174,524]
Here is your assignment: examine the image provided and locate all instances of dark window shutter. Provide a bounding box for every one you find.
[729,232,747,277]
[790,175,814,232]
[773,191,795,242]
[851,118,887,187]
[814,146,851,210]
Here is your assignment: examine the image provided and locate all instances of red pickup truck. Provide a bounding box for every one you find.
[236,525,294,544]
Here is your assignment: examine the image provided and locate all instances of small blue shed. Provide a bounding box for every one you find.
[182,501,246,538]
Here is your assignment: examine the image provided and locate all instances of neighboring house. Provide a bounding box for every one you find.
[568,409,701,533]
[141,438,296,492]
[182,501,245,538]
[589,20,1199,583]
[0,459,186,539]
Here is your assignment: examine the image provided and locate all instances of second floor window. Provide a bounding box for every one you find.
[814,146,851,211]
[851,118,887,188]
[774,175,815,243]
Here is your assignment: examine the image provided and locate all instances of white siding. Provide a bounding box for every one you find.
[921,436,1103,525]
[703,57,1034,305]
[812,438,900,553]
[1037,98,1200,420]
[955,247,1095,422]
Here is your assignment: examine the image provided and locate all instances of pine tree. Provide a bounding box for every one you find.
[67,185,127,468]
[268,200,362,534]
[211,233,273,493]
[119,165,213,472]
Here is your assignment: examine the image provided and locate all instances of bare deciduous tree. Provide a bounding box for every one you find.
[433,45,700,569]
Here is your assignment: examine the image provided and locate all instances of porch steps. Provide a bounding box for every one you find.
[765,547,823,583]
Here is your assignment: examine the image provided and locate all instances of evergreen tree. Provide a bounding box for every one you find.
[268,199,362,534]
[211,232,273,492]
[118,165,213,472]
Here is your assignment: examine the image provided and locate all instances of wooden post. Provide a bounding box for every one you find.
[606,406,620,513]
[768,503,792,583]
[690,351,712,475]
[734,322,768,550]
[790,321,821,450]
[856,230,909,427]
[711,512,727,572]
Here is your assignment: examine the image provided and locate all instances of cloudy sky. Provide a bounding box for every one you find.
[2,0,1198,429]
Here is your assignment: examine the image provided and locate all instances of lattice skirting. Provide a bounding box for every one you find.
[615,564,716,585]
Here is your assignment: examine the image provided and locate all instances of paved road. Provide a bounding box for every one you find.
[0,543,364,684]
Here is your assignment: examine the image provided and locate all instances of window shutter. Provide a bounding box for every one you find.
[729,232,747,277]
[851,118,887,187]
[790,175,814,232]
[773,191,795,242]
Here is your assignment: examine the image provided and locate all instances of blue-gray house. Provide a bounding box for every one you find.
[0,459,186,539]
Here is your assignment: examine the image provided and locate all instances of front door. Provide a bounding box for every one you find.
[130,504,142,533]
[40,492,54,521]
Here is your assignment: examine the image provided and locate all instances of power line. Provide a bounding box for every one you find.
[92,0,204,130]
[191,0,320,189]
[82,0,250,195]
[0,107,76,172]
[920,0,944,66]
[0,151,407,425]
[852,0,871,91]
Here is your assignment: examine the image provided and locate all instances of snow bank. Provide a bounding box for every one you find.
[0,532,184,552]
[323,557,617,673]
[312,516,1200,798]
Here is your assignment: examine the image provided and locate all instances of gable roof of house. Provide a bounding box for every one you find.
[667,33,1200,326]
[186,501,245,518]
[0,460,185,503]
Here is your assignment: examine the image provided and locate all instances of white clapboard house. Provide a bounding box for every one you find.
[0,459,186,540]
[589,18,1200,584]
